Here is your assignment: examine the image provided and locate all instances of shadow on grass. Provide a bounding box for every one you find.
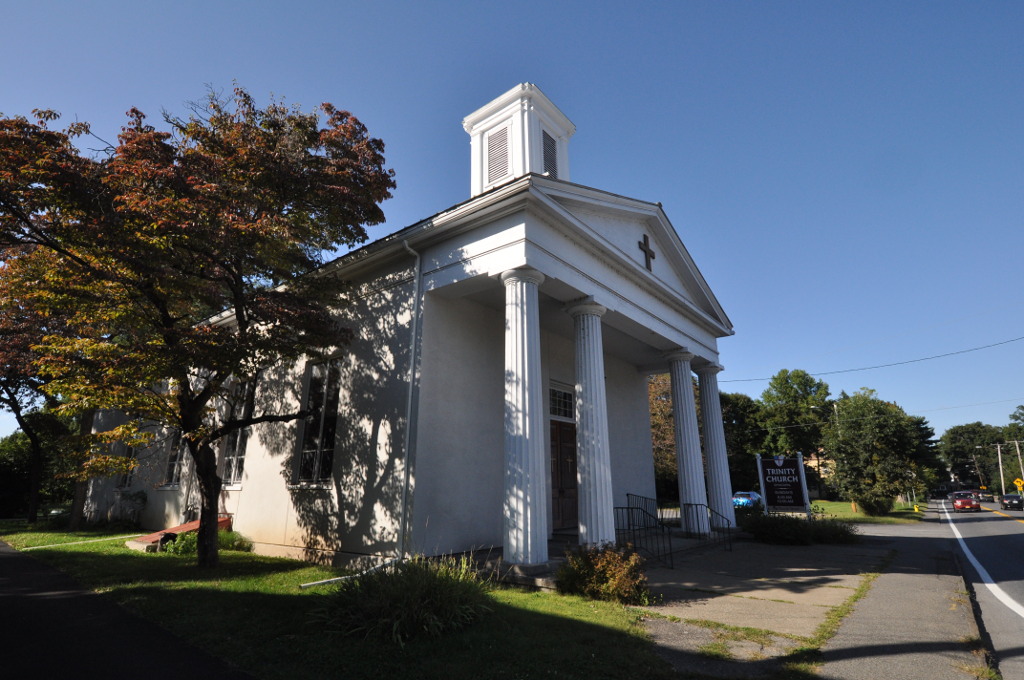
[3,538,679,679]
[69,581,681,680]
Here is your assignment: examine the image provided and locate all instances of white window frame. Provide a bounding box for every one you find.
[221,379,256,487]
[296,358,343,484]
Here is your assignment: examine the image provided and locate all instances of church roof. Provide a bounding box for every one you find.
[331,172,734,341]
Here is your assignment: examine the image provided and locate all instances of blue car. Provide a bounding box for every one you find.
[732,491,762,508]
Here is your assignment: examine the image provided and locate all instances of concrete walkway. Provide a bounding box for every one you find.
[643,506,983,679]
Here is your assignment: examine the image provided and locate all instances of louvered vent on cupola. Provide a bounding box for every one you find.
[542,130,558,179]
[463,83,576,198]
[487,126,510,185]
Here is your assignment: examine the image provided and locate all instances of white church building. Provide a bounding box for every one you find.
[86,84,737,567]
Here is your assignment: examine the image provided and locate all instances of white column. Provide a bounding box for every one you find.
[567,299,615,546]
[697,363,737,527]
[501,268,548,565]
[667,351,710,535]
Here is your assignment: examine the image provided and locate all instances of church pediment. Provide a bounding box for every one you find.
[527,178,733,337]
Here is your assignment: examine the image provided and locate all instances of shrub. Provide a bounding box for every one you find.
[311,555,492,647]
[740,513,859,545]
[733,505,762,529]
[162,530,198,555]
[218,530,254,552]
[162,529,253,555]
[808,518,860,544]
[556,543,652,605]
[855,496,895,516]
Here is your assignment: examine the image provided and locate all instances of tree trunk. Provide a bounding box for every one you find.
[68,410,95,530]
[25,432,44,524]
[191,441,222,568]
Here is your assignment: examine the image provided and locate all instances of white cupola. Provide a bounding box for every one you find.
[462,83,576,198]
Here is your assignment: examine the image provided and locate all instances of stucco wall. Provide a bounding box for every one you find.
[412,293,506,555]
[232,265,416,565]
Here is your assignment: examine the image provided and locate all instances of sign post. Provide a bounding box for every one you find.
[757,453,811,518]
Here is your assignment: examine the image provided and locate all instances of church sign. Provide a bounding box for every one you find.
[756,454,811,516]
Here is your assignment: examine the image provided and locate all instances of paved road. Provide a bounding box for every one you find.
[940,500,1024,679]
[0,541,253,679]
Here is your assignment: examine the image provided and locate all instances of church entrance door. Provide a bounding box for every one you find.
[550,420,578,530]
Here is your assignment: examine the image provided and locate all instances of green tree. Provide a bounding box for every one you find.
[648,374,677,501]
[822,389,924,515]
[0,408,77,518]
[648,373,763,499]
[0,88,395,565]
[758,369,831,458]
[1003,407,1024,465]
[0,264,82,522]
[906,415,943,493]
[720,391,764,491]
[938,422,1004,490]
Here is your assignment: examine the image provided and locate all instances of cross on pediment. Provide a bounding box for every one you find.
[638,234,656,271]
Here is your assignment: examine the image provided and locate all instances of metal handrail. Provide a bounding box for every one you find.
[680,502,733,551]
[614,505,674,568]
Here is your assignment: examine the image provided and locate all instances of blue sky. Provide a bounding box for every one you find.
[2,1,1021,438]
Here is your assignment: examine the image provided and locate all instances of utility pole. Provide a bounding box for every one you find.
[1007,440,1024,481]
[997,443,1005,497]
[970,451,985,488]
[977,443,1007,496]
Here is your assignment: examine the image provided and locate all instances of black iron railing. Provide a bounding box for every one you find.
[679,502,733,552]
[613,494,676,568]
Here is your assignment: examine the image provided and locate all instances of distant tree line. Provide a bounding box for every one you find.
[650,368,1020,515]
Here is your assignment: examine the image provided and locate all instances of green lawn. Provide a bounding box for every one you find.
[812,500,926,524]
[0,520,677,680]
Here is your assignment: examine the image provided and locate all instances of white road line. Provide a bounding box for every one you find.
[942,503,1024,619]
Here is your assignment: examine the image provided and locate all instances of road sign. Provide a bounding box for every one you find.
[1014,478,1024,492]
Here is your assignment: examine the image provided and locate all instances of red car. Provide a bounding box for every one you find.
[951,491,980,512]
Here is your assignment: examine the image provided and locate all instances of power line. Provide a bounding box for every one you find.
[721,335,1024,383]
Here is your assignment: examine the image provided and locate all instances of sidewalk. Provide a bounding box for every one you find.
[643,506,982,679]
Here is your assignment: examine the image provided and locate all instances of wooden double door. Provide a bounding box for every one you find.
[550,420,578,530]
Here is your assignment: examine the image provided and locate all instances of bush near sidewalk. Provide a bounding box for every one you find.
[556,543,653,605]
[736,509,860,545]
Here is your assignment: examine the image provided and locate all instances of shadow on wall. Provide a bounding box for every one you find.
[255,265,414,566]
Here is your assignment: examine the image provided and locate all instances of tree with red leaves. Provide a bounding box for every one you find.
[0,87,395,565]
